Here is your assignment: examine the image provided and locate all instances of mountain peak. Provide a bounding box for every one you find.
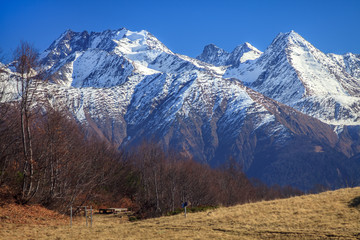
[196,44,229,66]
[64,29,74,34]
[226,42,262,65]
[274,30,306,44]
[203,44,227,53]
[59,29,75,40]
[232,42,262,54]
[243,42,254,49]
[265,30,311,55]
[281,30,300,37]
[286,30,305,42]
[41,28,172,64]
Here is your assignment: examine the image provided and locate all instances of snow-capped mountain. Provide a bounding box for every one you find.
[40,28,170,87]
[220,31,360,125]
[3,28,360,190]
[196,42,262,66]
[40,28,225,88]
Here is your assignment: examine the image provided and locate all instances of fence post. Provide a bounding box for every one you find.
[85,206,88,227]
[90,206,93,227]
[70,206,72,227]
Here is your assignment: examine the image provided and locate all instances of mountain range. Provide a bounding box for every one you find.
[2,28,360,190]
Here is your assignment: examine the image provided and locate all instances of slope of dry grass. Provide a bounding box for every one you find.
[1,187,360,239]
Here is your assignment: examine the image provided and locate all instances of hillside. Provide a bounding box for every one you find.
[1,187,360,239]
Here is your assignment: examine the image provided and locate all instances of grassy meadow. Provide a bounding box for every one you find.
[1,187,360,239]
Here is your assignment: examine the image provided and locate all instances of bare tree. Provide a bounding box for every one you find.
[12,41,42,203]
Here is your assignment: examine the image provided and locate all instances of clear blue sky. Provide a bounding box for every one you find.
[1,0,359,62]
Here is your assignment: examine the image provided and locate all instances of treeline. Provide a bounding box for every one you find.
[114,144,303,218]
[0,41,303,218]
[0,103,302,218]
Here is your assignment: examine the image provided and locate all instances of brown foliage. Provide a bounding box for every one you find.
[0,104,117,213]
[0,203,67,225]
[114,142,300,219]
[0,101,303,218]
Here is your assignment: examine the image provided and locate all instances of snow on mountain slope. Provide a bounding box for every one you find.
[40,28,172,68]
[124,70,274,137]
[34,66,293,168]
[40,28,170,86]
[223,31,360,125]
[40,28,226,88]
[38,29,284,155]
[196,42,262,67]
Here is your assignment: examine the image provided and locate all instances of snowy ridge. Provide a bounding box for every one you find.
[8,28,360,129]
[41,28,227,88]
[196,42,262,66]
[41,28,170,87]
[222,31,360,125]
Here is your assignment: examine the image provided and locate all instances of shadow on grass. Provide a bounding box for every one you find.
[167,206,218,216]
[348,196,360,208]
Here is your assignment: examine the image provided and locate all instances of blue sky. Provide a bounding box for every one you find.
[0,0,359,62]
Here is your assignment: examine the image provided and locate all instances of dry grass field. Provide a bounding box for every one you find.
[1,187,360,239]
